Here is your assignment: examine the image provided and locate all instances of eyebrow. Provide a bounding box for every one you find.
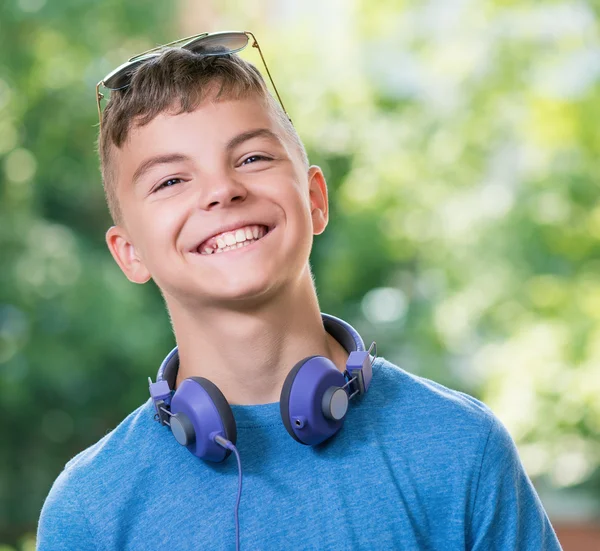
[132,153,191,187]
[225,128,282,151]
[131,128,282,187]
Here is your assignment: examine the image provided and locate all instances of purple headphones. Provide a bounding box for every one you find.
[148,313,375,462]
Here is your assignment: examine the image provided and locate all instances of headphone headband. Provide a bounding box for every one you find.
[155,313,365,388]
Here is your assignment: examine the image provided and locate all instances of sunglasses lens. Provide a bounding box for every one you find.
[184,32,249,56]
[103,58,149,90]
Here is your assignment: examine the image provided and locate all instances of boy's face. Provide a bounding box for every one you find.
[105,94,328,309]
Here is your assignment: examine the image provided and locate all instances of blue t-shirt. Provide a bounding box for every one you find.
[37,358,561,550]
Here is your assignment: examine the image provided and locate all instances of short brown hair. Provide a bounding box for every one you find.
[99,49,308,225]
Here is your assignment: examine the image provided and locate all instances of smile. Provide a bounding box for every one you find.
[197,224,271,255]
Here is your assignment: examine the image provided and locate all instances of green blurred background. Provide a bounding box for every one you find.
[1,0,599,549]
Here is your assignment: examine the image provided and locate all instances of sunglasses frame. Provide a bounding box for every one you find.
[95,30,290,131]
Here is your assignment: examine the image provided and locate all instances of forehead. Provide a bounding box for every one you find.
[124,95,283,156]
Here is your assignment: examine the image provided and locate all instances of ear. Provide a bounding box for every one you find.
[307,165,329,235]
[105,225,151,284]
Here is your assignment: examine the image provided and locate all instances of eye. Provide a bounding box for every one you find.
[241,155,271,166]
[154,178,183,192]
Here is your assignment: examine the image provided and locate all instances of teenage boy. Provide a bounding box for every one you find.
[37,31,562,550]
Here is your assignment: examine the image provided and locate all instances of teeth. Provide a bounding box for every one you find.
[235,229,246,243]
[219,225,264,248]
[204,238,259,254]
[199,224,269,255]
[214,243,247,254]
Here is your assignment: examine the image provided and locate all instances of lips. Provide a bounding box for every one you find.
[192,222,273,254]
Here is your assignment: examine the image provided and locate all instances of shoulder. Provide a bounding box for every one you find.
[358,358,531,509]
[63,399,159,476]
[37,400,162,549]
[48,399,161,495]
[358,356,512,487]
[366,356,497,435]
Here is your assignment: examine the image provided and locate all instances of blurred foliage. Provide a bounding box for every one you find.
[1,0,599,545]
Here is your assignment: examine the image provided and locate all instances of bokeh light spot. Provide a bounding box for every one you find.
[4,148,37,183]
[362,287,407,324]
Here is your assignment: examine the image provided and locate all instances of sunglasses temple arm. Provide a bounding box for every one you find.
[96,83,104,133]
[246,32,292,125]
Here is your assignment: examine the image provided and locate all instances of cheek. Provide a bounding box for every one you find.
[292,183,314,229]
[285,197,315,253]
[275,189,311,237]
[275,175,311,211]
[133,213,178,265]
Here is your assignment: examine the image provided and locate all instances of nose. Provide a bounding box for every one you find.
[200,175,247,210]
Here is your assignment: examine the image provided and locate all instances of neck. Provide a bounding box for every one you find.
[166,266,349,405]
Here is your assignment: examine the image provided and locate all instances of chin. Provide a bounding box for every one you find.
[198,272,282,308]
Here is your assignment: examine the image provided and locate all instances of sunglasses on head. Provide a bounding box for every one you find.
[95,30,289,131]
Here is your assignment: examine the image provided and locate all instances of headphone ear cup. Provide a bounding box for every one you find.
[170,377,237,462]
[280,357,317,443]
[190,377,237,448]
[280,356,347,446]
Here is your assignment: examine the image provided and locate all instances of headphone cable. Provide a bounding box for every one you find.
[215,436,243,551]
